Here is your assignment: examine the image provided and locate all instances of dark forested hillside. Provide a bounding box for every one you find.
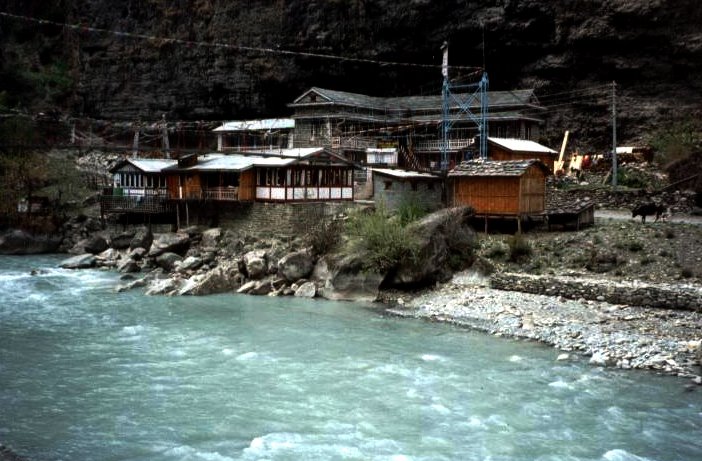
[1,0,702,149]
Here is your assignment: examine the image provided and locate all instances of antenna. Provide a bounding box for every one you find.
[482,22,486,71]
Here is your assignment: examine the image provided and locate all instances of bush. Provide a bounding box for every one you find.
[344,206,419,272]
[507,233,532,262]
[396,199,427,226]
[306,218,343,256]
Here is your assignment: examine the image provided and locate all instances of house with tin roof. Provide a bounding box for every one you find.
[288,87,546,171]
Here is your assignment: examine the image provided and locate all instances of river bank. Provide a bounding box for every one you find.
[384,270,702,384]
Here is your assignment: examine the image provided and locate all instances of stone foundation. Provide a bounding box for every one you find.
[491,272,702,312]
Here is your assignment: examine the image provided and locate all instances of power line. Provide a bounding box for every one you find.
[0,11,482,73]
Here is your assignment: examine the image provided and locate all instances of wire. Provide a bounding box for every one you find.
[0,11,482,72]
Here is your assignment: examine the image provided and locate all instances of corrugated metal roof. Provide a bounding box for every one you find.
[291,87,539,112]
[372,168,441,179]
[111,158,177,173]
[213,118,294,132]
[488,137,557,154]
[167,148,336,172]
[448,159,548,177]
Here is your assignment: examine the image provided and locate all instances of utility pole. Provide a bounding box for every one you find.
[612,81,617,189]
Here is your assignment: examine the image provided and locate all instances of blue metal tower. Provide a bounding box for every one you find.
[441,43,489,171]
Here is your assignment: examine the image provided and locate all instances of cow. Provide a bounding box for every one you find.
[632,202,666,223]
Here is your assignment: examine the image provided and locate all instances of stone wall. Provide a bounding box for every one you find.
[215,201,357,239]
[491,273,702,312]
[372,176,443,213]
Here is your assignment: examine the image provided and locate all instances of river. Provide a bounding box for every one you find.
[1,255,700,461]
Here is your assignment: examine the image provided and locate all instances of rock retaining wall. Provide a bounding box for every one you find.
[491,273,702,312]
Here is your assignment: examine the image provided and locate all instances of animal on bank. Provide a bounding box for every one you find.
[631,202,667,223]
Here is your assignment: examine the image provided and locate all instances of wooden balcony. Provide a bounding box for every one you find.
[100,188,173,214]
[414,138,474,152]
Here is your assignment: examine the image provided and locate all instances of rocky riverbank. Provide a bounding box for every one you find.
[384,271,702,384]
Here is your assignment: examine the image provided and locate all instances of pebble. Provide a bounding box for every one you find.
[388,271,702,378]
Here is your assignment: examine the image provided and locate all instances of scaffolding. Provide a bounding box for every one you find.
[441,43,489,171]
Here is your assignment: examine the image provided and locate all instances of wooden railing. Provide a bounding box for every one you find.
[100,189,173,214]
[203,187,239,201]
[414,138,474,152]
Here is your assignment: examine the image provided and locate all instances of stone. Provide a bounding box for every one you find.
[557,353,570,361]
[129,227,153,251]
[313,254,384,302]
[155,252,183,271]
[177,256,204,273]
[178,261,242,295]
[278,250,315,282]
[118,259,141,274]
[109,232,134,250]
[0,229,63,255]
[243,249,268,280]
[81,235,109,254]
[294,281,317,298]
[149,232,191,257]
[59,253,98,269]
[201,228,222,248]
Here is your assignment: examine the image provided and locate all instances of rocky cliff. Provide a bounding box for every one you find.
[2,0,701,149]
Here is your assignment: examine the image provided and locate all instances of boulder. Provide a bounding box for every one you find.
[129,227,153,251]
[83,235,109,254]
[294,281,317,298]
[128,247,147,261]
[201,228,222,248]
[312,253,383,302]
[0,229,62,255]
[243,249,268,280]
[118,259,141,274]
[278,250,315,282]
[155,252,183,271]
[177,256,204,273]
[148,232,190,257]
[110,231,135,250]
[145,277,183,296]
[59,253,97,269]
[177,261,243,295]
[390,206,476,287]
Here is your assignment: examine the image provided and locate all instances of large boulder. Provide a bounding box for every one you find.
[129,227,153,251]
[155,252,183,271]
[59,253,97,269]
[278,250,315,282]
[83,235,109,254]
[312,253,383,302]
[177,261,243,295]
[110,231,135,250]
[389,206,476,287]
[148,232,190,257]
[294,281,317,298]
[201,228,222,248]
[0,229,62,255]
[243,249,268,280]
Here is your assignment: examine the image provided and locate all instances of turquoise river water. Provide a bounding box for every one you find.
[0,255,701,461]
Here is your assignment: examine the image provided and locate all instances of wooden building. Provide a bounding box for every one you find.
[288,87,546,170]
[488,138,558,169]
[213,118,295,152]
[101,158,177,216]
[163,148,357,203]
[448,159,550,232]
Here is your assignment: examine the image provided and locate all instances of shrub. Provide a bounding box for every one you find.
[507,233,532,262]
[396,199,427,226]
[344,206,419,272]
[681,267,694,278]
[306,218,344,256]
[627,241,644,252]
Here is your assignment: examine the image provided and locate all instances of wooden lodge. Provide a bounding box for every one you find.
[448,159,550,232]
[288,87,546,171]
[101,158,177,216]
[213,118,295,152]
[164,148,357,203]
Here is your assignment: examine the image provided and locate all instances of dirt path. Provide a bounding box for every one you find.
[596,208,702,225]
